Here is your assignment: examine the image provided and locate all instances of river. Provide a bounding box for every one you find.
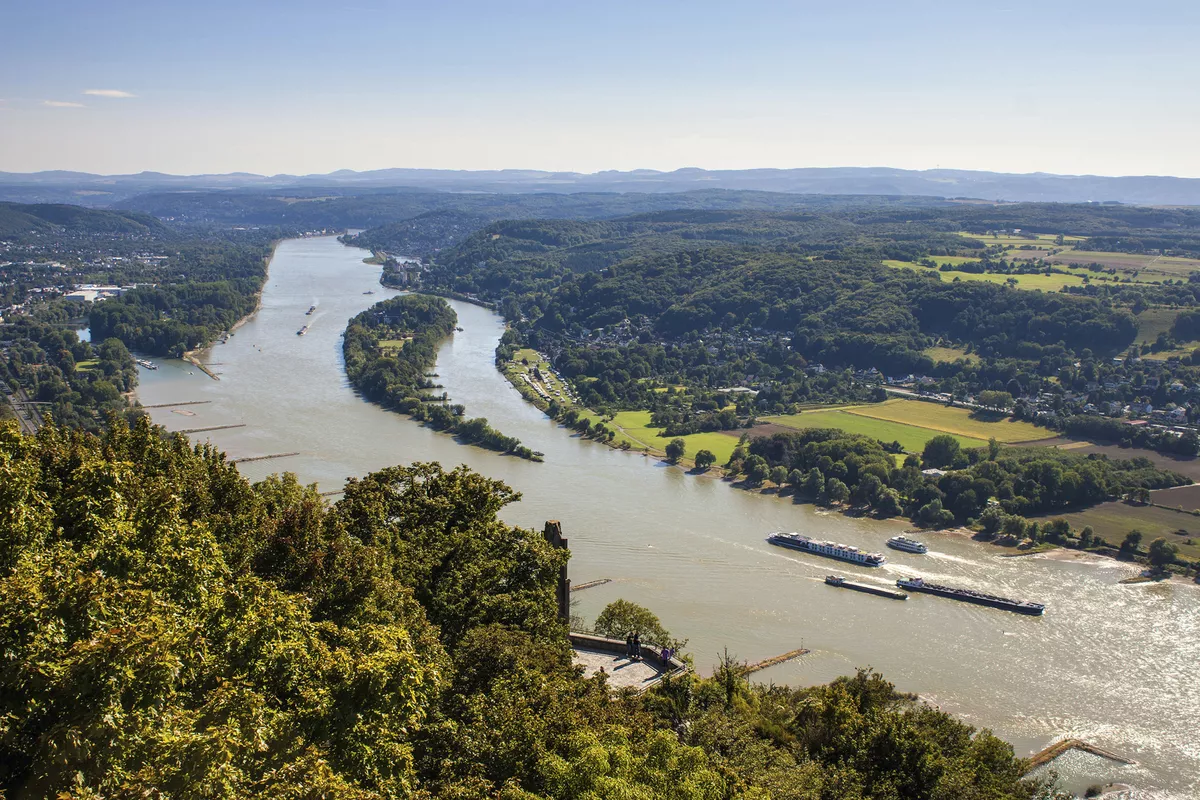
[134,236,1200,798]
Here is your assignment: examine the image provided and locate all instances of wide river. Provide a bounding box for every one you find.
[136,236,1199,798]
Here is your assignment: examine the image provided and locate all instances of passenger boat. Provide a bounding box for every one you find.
[887,536,928,554]
[767,532,886,566]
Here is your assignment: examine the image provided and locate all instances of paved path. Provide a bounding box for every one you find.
[573,648,665,691]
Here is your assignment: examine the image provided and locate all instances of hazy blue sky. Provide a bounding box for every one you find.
[2,0,1198,177]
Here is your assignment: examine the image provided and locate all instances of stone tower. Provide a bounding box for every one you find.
[543,520,570,621]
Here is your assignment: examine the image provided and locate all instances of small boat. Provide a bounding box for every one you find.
[363,290,375,295]
[306,305,316,315]
[887,536,928,554]
[455,326,464,332]
[297,325,308,336]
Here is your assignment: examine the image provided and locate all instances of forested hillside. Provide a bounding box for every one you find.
[0,417,1061,799]
[426,218,1138,410]
[0,201,165,238]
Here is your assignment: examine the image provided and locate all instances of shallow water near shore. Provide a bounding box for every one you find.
[135,236,1200,798]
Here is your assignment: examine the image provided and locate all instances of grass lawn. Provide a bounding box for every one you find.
[924,346,977,364]
[764,409,986,453]
[944,270,1087,291]
[845,398,1048,443]
[378,338,409,353]
[579,410,741,465]
[882,259,939,272]
[74,359,99,371]
[1035,501,1200,561]
[1135,307,1182,344]
[1142,342,1200,361]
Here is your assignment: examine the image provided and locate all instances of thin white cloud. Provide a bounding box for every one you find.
[43,100,86,108]
[84,89,136,98]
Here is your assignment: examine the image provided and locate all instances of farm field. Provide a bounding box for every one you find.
[958,231,1086,247]
[1049,440,1200,481]
[762,408,987,453]
[1035,501,1200,561]
[847,398,1048,443]
[881,260,1087,291]
[1151,484,1200,512]
[1046,250,1200,278]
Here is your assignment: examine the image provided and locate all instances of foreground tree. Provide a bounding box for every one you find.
[694,448,716,470]
[665,437,686,463]
[0,418,1057,799]
[593,599,674,648]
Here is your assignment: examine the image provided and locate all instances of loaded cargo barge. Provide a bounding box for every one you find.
[897,577,1045,616]
[825,575,908,600]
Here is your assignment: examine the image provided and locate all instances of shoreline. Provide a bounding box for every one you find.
[178,237,282,380]
[491,348,1200,581]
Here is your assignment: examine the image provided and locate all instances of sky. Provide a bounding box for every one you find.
[2,0,1199,178]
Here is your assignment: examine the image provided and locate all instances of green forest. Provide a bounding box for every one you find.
[0,417,1064,799]
[397,206,1200,463]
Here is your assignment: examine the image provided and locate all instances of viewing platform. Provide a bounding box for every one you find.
[570,632,687,692]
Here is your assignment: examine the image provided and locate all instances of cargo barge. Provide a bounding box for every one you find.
[896,577,1045,615]
[825,575,908,600]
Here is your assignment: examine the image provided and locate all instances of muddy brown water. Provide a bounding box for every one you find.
[134,237,1200,798]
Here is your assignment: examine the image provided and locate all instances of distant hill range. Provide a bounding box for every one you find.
[2,166,1200,207]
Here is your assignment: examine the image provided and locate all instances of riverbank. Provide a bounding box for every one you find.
[495,348,1200,581]
[177,237,282,381]
[130,236,1200,797]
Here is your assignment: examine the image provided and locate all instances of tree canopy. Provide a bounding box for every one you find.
[0,417,1059,799]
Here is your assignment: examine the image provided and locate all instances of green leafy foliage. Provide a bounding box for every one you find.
[0,418,1056,798]
[743,428,1187,522]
